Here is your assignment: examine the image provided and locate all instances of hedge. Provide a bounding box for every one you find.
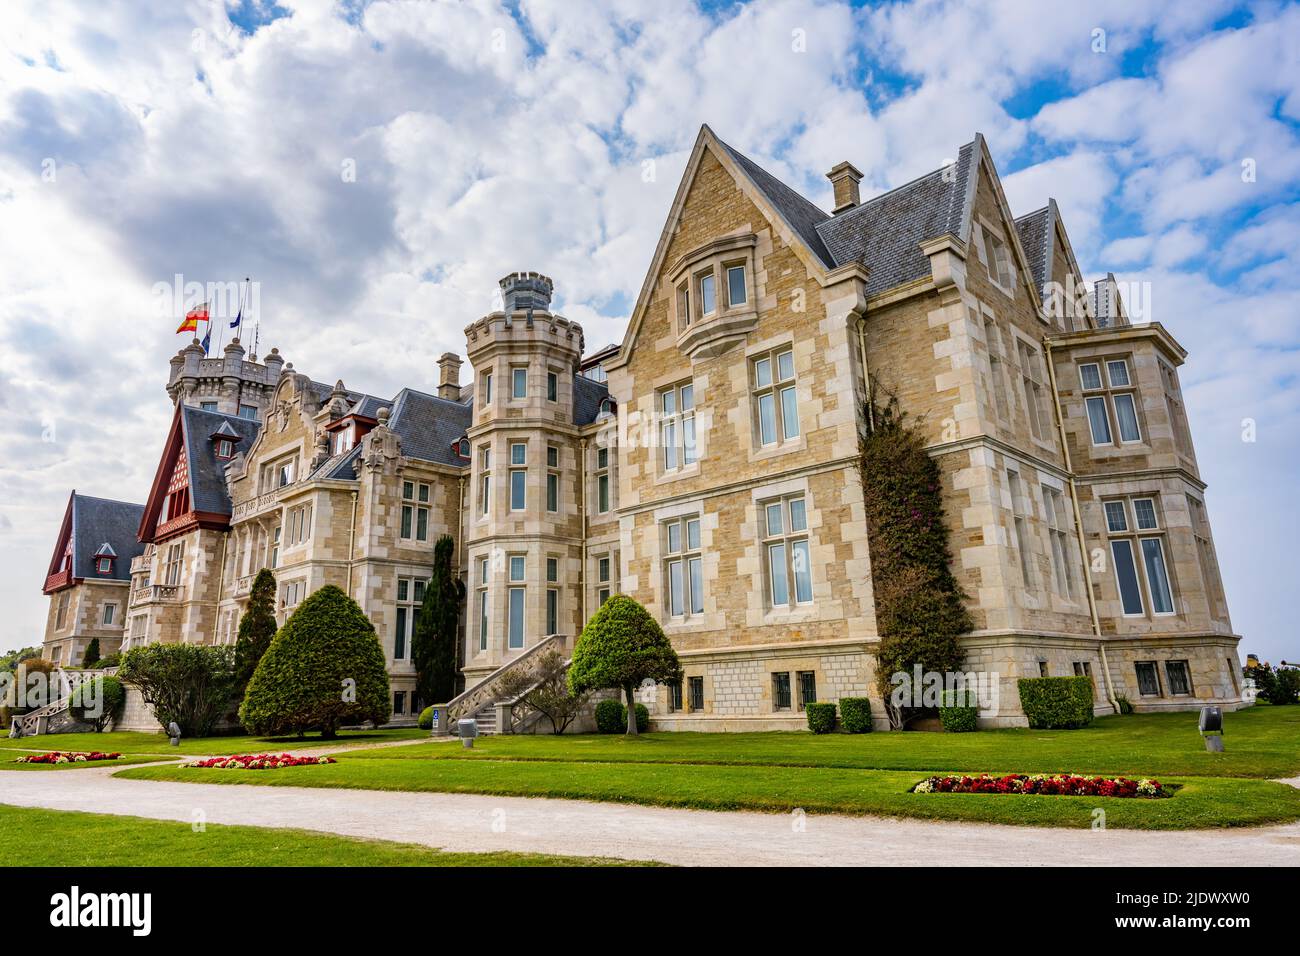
[939,690,979,732]
[418,705,435,730]
[595,698,648,733]
[839,697,872,733]
[806,702,836,734]
[1017,676,1095,729]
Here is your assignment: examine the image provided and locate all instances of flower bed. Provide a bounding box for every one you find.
[13,751,122,764]
[912,773,1168,798]
[184,753,337,770]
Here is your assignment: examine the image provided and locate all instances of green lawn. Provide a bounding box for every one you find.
[0,804,640,866]
[344,707,1300,778]
[116,756,1300,830]
[0,726,427,757]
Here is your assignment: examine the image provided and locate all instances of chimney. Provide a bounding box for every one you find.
[437,352,463,400]
[826,161,864,214]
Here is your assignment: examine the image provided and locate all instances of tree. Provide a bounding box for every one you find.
[234,568,277,691]
[68,675,125,731]
[568,595,680,735]
[859,396,972,728]
[81,638,101,669]
[412,535,463,704]
[118,644,237,737]
[240,585,390,738]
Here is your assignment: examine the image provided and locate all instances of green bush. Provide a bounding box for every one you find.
[1255,664,1300,705]
[620,703,649,733]
[569,595,680,735]
[81,638,101,668]
[118,644,236,737]
[592,698,621,733]
[418,705,435,730]
[1018,676,1095,729]
[839,697,873,733]
[1114,693,1134,715]
[938,690,979,732]
[240,585,391,738]
[806,702,836,734]
[67,676,125,732]
[94,653,121,670]
[234,568,277,691]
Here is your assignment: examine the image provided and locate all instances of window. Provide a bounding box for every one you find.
[596,446,611,513]
[762,494,812,607]
[667,680,683,712]
[659,382,696,470]
[726,264,747,307]
[772,672,791,711]
[393,691,406,715]
[688,676,704,711]
[1080,358,1141,446]
[546,588,558,635]
[401,482,429,541]
[1159,359,1194,457]
[1007,472,1034,589]
[164,542,185,586]
[477,557,489,652]
[238,404,257,420]
[546,445,559,513]
[1017,340,1048,441]
[96,556,112,575]
[272,457,295,488]
[1041,485,1076,600]
[663,516,702,617]
[546,556,558,583]
[698,271,716,316]
[269,526,279,569]
[676,283,692,327]
[281,580,305,609]
[511,366,527,399]
[55,592,70,630]
[547,371,558,402]
[797,671,817,710]
[1189,496,1226,619]
[509,554,525,582]
[102,603,116,626]
[1135,661,1161,697]
[979,312,1011,424]
[200,401,218,412]
[1038,661,1050,678]
[752,348,799,446]
[394,577,426,660]
[508,587,525,649]
[1104,496,1176,617]
[1072,661,1092,678]
[478,446,491,515]
[983,226,1013,288]
[215,439,233,459]
[482,371,493,405]
[596,554,612,606]
[509,443,526,511]
[288,503,314,545]
[1165,660,1192,696]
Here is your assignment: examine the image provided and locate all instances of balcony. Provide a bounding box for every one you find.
[234,573,257,597]
[42,569,71,593]
[131,584,180,605]
[232,486,286,522]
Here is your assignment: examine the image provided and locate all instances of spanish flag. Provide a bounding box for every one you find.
[176,301,210,335]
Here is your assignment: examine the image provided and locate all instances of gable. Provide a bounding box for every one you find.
[964,147,1045,313]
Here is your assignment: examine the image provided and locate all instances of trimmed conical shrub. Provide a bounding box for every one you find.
[239,585,391,738]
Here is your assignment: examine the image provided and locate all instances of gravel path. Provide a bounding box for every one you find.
[2,762,1299,866]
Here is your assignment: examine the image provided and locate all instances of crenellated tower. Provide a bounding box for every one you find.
[166,337,286,421]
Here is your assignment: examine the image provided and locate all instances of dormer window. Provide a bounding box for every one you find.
[96,557,113,575]
[210,421,242,461]
[598,398,614,418]
[454,437,471,459]
[215,439,233,460]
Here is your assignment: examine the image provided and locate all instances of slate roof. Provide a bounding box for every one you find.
[815,141,977,296]
[66,493,144,582]
[180,406,262,515]
[574,374,611,426]
[1015,205,1052,293]
[387,388,474,466]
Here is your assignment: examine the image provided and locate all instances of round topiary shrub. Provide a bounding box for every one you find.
[569,595,680,735]
[595,698,624,734]
[240,585,391,738]
[68,675,125,731]
[839,697,873,733]
[418,705,435,730]
[617,702,649,733]
[938,690,978,732]
[806,702,836,734]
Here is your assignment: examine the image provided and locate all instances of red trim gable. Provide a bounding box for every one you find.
[43,493,76,594]
[139,406,190,544]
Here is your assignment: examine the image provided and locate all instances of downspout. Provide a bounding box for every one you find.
[345,490,358,597]
[856,315,874,432]
[580,437,588,629]
[1044,338,1119,713]
[215,532,229,643]
[456,476,466,676]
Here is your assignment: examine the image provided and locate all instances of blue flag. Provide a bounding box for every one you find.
[201,325,211,355]
[230,304,242,332]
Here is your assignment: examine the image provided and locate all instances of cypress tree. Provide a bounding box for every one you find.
[413,535,463,703]
[234,568,277,691]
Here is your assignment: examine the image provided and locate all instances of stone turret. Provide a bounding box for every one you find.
[165,337,288,422]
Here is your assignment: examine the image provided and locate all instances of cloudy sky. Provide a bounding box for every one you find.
[1,0,1296,663]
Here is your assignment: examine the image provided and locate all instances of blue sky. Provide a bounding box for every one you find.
[0,0,1297,664]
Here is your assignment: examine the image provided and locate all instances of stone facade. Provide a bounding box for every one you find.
[39,126,1243,731]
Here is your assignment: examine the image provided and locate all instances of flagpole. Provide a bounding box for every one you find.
[252,277,260,360]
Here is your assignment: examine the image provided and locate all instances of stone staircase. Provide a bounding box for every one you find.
[8,668,109,737]
[444,634,571,735]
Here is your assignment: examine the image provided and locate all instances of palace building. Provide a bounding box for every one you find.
[37,126,1243,731]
